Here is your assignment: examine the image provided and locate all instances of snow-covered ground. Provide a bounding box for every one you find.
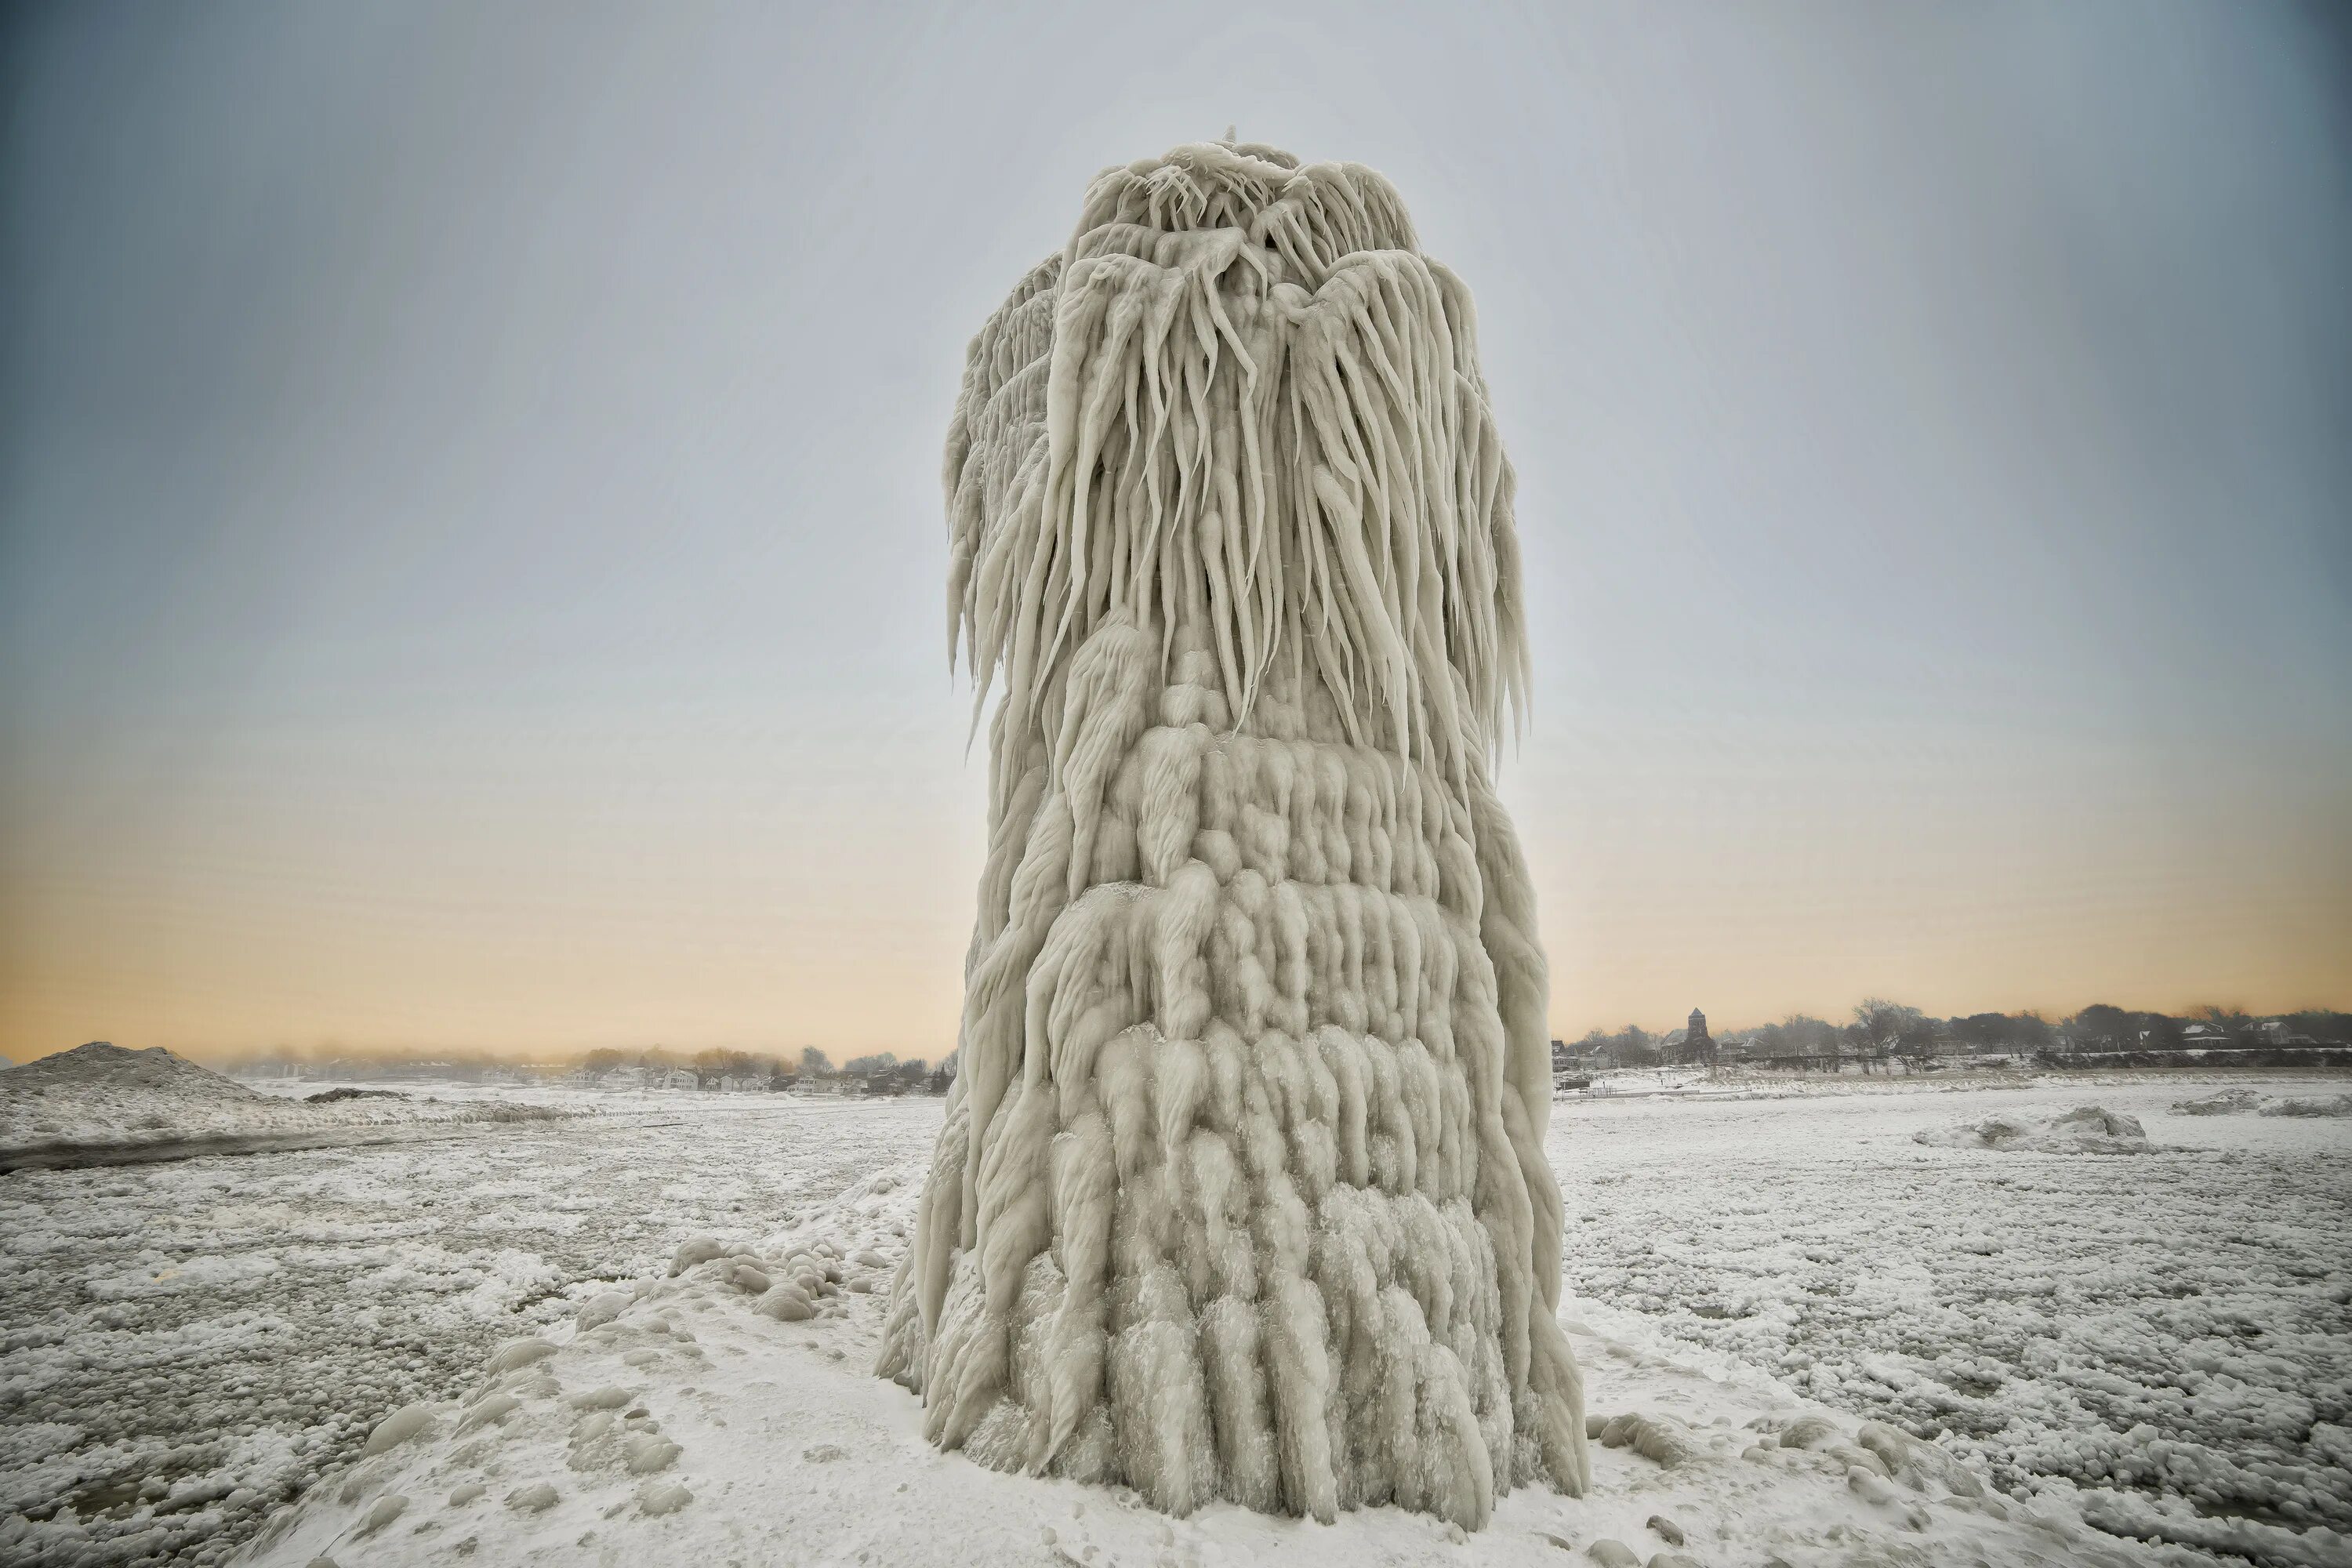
[1558,1079,2352,1566]
[0,1076,2345,1566]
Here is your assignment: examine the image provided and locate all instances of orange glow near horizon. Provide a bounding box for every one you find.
[5,710,2344,1068]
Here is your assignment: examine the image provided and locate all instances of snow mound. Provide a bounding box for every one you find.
[1913,1105,2154,1153]
[5,1041,266,1103]
[2257,1094,2352,1118]
[0,1042,576,1160]
[2169,1089,2352,1120]
[2170,1088,2264,1116]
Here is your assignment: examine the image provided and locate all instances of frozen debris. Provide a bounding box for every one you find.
[575,1291,633,1330]
[353,1494,408,1536]
[1592,1413,1697,1468]
[363,1404,437,1455]
[634,1479,691,1516]
[756,1283,816,1321]
[2258,1094,2352,1117]
[448,1483,485,1506]
[1913,1105,2152,1152]
[456,1392,520,1433]
[1645,1514,1685,1545]
[569,1385,637,1411]
[667,1236,726,1276]
[504,1482,558,1512]
[484,1337,557,1375]
[2169,1088,2263,1116]
[622,1432,681,1474]
[1584,1541,1641,1566]
[2165,1087,2351,1119]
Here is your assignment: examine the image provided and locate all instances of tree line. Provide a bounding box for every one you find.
[217,1041,960,1091]
[575,1044,956,1090]
[1567,1004,2352,1069]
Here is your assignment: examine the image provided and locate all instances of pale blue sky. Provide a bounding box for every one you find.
[3,1,2346,1058]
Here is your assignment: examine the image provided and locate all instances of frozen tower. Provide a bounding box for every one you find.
[876,141,1587,1528]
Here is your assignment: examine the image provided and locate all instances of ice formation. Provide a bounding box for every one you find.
[875,140,1585,1528]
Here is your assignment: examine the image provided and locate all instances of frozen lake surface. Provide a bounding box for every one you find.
[2,1077,2346,1566]
[1555,1080,2352,1557]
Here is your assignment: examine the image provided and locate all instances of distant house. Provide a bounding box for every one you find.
[598,1065,647,1090]
[660,1068,698,1091]
[719,1074,760,1092]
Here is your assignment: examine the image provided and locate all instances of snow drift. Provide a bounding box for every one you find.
[2170,1088,2265,1116]
[2170,1088,2352,1119]
[2257,1094,2352,1118]
[877,140,1583,1530]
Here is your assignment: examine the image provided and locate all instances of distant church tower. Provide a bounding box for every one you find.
[1685,1007,1713,1065]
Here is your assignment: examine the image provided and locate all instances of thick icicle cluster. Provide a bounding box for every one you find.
[877,142,1585,1530]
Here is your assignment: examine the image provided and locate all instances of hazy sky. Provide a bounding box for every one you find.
[4,1,2347,1064]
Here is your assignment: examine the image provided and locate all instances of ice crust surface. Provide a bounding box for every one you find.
[2,1073,2345,1566]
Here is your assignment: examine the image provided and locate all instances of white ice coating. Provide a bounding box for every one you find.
[876,141,1587,1530]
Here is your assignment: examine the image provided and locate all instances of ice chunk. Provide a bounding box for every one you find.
[668,1236,724,1275]
[362,1403,437,1455]
[354,1494,408,1536]
[636,1479,692,1516]
[575,1291,632,1330]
